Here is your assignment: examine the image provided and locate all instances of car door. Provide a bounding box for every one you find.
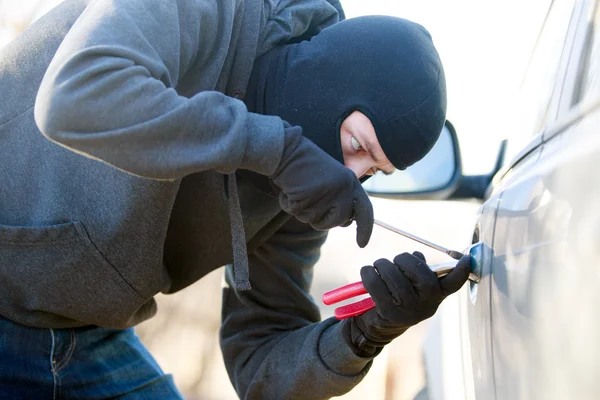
[453,1,578,398]
[488,0,600,398]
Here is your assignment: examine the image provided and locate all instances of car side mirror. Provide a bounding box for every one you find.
[362,120,462,200]
[363,120,507,201]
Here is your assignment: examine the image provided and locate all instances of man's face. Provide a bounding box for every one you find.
[340,111,396,178]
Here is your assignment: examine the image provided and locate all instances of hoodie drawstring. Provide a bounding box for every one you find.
[226,173,251,291]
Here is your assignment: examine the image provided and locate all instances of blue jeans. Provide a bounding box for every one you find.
[0,316,183,399]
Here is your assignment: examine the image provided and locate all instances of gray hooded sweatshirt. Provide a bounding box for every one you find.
[0,0,375,398]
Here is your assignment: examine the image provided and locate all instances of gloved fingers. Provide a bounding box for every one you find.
[361,265,387,302]
[305,206,335,230]
[412,251,427,263]
[393,252,438,294]
[361,265,403,319]
[439,254,471,296]
[372,258,417,307]
[340,219,353,228]
[360,260,415,322]
[280,193,328,229]
[353,188,374,248]
[306,197,354,230]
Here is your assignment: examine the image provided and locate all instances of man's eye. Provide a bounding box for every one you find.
[351,137,362,151]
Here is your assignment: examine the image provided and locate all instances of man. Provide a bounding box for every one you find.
[0,0,470,398]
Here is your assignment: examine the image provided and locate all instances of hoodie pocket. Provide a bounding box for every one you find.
[0,220,147,328]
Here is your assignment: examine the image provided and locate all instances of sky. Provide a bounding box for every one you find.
[0,0,552,174]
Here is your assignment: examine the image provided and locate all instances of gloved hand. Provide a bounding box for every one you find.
[270,124,373,247]
[342,251,471,355]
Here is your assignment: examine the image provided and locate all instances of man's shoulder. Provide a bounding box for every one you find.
[256,0,341,55]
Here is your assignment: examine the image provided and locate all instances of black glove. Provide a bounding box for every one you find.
[342,251,471,355]
[270,125,373,247]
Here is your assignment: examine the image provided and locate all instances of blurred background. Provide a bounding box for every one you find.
[0,0,551,398]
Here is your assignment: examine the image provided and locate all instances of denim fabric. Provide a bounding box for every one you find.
[0,316,183,399]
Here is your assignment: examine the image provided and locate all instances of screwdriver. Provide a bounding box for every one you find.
[373,218,481,282]
[323,220,483,319]
[374,219,464,260]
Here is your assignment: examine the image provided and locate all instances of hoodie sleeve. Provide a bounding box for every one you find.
[326,0,346,20]
[220,217,376,399]
[34,0,285,180]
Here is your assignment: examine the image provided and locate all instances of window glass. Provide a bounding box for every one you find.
[515,0,575,136]
[362,125,455,193]
[573,3,600,106]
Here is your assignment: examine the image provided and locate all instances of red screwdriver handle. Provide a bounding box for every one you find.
[322,281,367,305]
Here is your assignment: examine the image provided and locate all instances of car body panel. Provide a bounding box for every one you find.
[489,146,551,399]
[487,0,600,396]
[490,102,600,399]
[480,0,600,398]
[460,198,498,400]
[424,1,600,399]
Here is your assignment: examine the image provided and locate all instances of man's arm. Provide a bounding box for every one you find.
[34,0,284,180]
[220,217,374,399]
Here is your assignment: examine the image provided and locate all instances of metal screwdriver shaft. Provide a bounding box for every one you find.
[374,219,464,260]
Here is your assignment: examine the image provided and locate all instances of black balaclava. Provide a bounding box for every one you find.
[245,15,447,173]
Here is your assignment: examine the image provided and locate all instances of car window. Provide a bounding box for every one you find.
[573,2,600,106]
[516,0,575,137]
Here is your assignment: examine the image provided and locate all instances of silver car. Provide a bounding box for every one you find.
[364,0,600,398]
